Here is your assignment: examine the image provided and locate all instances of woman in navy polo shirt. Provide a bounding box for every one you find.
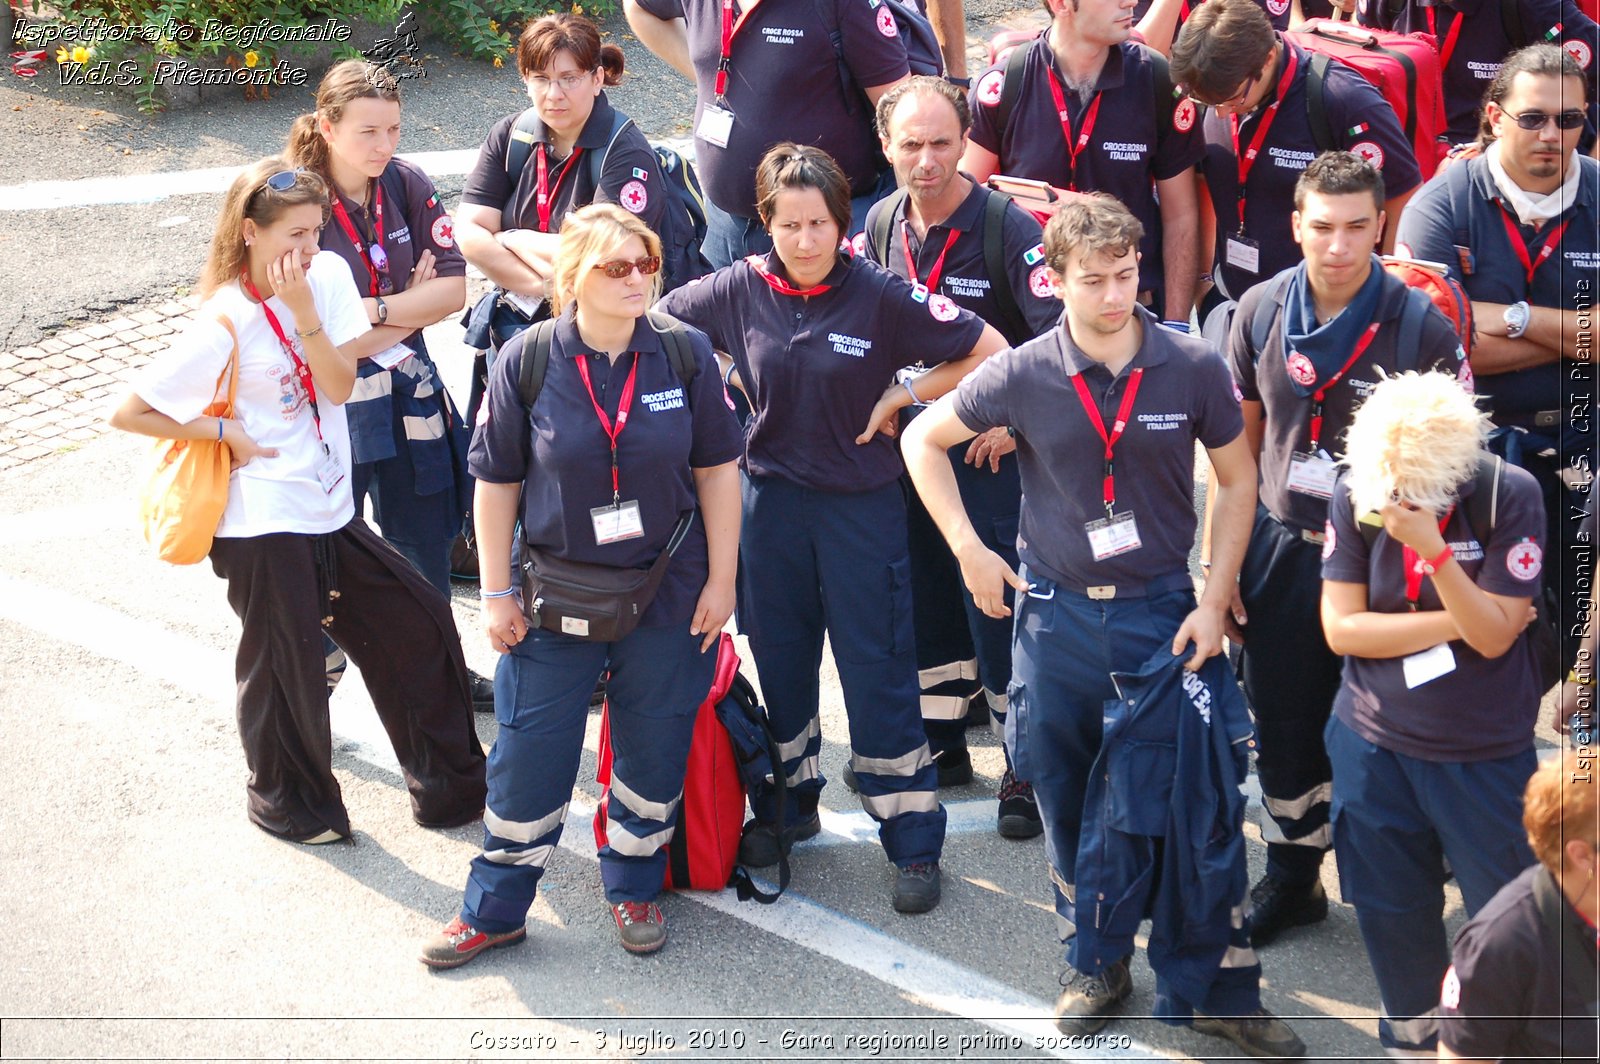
[657,144,1007,913]
[420,204,742,967]
[1320,371,1545,1055]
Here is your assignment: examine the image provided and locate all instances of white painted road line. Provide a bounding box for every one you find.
[0,569,1165,1058]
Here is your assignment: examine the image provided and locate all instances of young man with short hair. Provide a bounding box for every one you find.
[1224,151,1468,945]
[902,196,1303,1058]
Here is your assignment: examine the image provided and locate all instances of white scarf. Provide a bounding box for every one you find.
[1486,141,1581,228]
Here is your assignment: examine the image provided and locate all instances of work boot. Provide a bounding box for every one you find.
[469,670,495,714]
[1249,874,1328,947]
[892,861,941,913]
[736,813,821,867]
[418,917,526,969]
[1054,957,1133,1034]
[611,901,667,954]
[1193,1008,1307,1058]
[996,769,1043,839]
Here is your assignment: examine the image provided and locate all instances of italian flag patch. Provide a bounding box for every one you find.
[1347,122,1369,136]
[1023,243,1045,266]
[632,167,648,180]
[425,194,438,209]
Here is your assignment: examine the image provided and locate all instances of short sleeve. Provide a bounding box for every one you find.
[860,198,893,267]
[1152,54,1206,180]
[310,252,373,350]
[1002,207,1060,339]
[135,315,237,425]
[883,273,986,371]
[967,60,1007,155]
[1327,68,1423,197]
[397,160,466,276]
[1417,315,1473,393]
[836,0,911,91]
[951,349,1012,434]
[634,0,686,19]
[460,115,517,213]
[655,270,731,352]
[593,130,669,233]
[1228,292,1262,403]
[1394,180,1464,285]
[683,331,745,468]
[1321,474,1371,584]
[1474,466,1547,598]
[1438,925,1533,1059]
[1192,348,1245,450]
[467,333,532,484]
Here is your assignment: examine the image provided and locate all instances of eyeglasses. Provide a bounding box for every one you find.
[1507,109,1587,131]
[1201,73,1259,112]
[528,71,594,96]
[592,255,662,279]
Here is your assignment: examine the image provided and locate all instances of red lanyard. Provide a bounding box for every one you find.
[715,0,755,100]
[1043,68,1102,192]
[575,353,641,503]
[1402,509,1456,607]
[1231,46,1300,234]
[328,183,386,297]
[1070,368,1145,513]
[1499,208,1570,288]
[241,275,327,442]
[1425,7,1466,70]
[901,225,962,291]
[1306,322,1381,453]
[747,254,833,297]
[535,146,584,233]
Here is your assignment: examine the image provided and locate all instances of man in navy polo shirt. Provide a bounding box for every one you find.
[1171,0,1421,311]
[1224,152,1468,947]
[959,0,1206,326]
[1397,44,1598,673]
[624,0,909,267]
[861,76,1059,837]
[902,197,1303,1058]
[1355,0,1598,146]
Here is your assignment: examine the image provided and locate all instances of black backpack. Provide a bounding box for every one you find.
[994,34,1179,155]
[866,185,1029,343]
[505,108,712,294]
[820,0,944,116]
[515,310,698,406]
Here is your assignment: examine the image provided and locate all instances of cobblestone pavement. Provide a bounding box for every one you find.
[0,297,202,473]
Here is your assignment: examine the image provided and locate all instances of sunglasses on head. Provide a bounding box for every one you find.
[248,168,307,208]
[591,255,662,278]
[1507,109,1587,131]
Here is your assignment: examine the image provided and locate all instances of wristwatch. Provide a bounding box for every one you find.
[1502,300,1530,339]
[374,296,389,325]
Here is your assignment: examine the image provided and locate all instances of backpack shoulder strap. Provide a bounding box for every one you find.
[646,311,699,390]
[982,189,1028,342]
[1445,158,1475,256]
[516,319,559,408]
[1149,49,1175,152]
[1304,53,1336,156]
[1499,0,1531,49]
[1393,284,1430,375]
[870,188,909,267]
[1462,453,1503,547]
[505,108,544,187]
[586,110,636,193]
[1249,271,1294,363]
[997,36,1033,135]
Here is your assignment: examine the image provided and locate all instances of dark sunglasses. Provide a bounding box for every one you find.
[1508,109,1587,131]
[591,255,662,279]
[248,168,307,208]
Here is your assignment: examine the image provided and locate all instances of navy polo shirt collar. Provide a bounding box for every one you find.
[521,91,618,152]
[894,176,987,243]
[1042,30,1127,92]
[1056,305,1172,377]
[757,250,853,289]
[553,305,665,359]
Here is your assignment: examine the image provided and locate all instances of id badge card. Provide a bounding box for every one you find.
[1226,235,1260,274]
[1402,642,1456,688]
[591,499,644,545]
[1085,511,1142,561]
[697,105,734,148]
[371,342,414,371]
[315,443,346,495]
[1287,451,1338,499]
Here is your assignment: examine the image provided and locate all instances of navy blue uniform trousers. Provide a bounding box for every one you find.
[1008,567,1195,951]
[739,473,946,866]
[1326,716,1537,1052]
[461,622,716,933]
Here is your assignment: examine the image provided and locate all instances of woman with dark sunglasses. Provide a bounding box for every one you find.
[287,61,473,605]
[420,204,742,967]
[109,158,487,845]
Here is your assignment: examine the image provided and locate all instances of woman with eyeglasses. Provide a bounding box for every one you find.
[109,159,487,845]
[457,12,669,362]
[655,144,1008,915]
[420,204,741,967]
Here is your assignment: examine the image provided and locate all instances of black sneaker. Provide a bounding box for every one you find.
[469,670,495,714]
[997,769,1044,839]
[1053,958,1132,1034]
[1193,1008,1307,1058]
[736,813,821,867]
[892,861,941,913]
[1249,874,1328,947]
[935,747,973,787]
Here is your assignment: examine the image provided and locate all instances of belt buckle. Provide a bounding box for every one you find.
[1301,528,1327,545]
[1087,585,1116,600]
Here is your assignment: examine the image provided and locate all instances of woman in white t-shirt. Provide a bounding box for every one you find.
[110,158,486,845]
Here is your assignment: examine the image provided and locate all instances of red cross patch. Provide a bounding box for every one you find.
[976,69,1005,108]
[431,215,454,248]
[876,5,898,37]
[1287,351,1317,386]
[928,294,959,322]
[619,180,648,214]
[1351,141,1385,169]
[1507,540,1543,581]
[1173,98,1197,133]
[1566,40,1592,69]
[1028,264,1056,299]
[1322,521,1337,561]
